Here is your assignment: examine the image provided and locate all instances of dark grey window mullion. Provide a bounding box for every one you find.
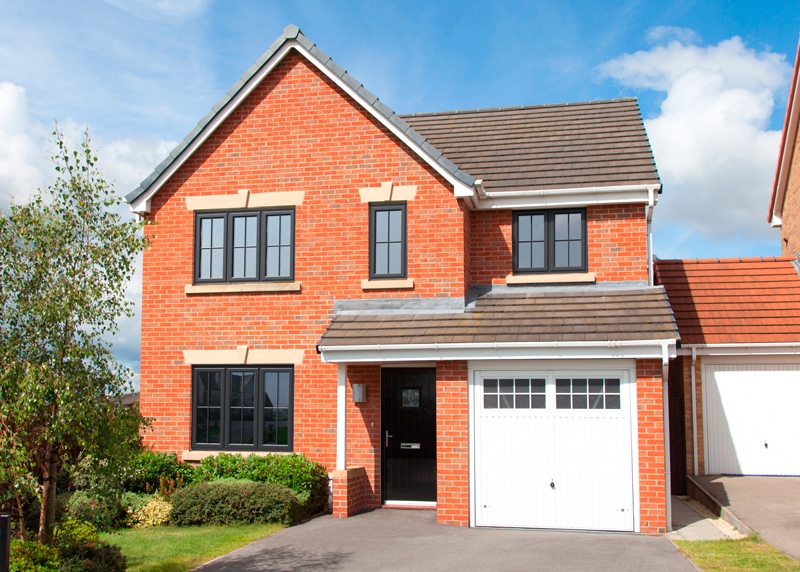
[196,214,226,282]
[369,203,406,279]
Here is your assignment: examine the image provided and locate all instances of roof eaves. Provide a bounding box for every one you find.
[126,24,475,206]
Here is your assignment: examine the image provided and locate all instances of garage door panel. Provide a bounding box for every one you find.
[706,364,800,476]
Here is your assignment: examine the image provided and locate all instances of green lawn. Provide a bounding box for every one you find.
[100,524,284,572]
[676,536,800,572]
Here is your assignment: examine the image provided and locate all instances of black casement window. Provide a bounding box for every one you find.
[195,209,295,283]
[192,366,293,451]
[513,209,587,273]
[369,203,407,279]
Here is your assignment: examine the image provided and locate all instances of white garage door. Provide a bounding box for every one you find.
[473,370,635,531]
[704,363,800,476]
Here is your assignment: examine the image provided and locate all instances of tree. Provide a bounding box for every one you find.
[0,129,150,544]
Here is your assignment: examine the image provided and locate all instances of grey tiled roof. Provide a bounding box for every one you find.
[402,99,660,193]
[126,24,475,205]
[318,288,678,347]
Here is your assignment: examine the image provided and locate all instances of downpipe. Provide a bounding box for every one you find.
[661,342,672,532]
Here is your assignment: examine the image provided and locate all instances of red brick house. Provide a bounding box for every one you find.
[127,25,678,534]
[655,257,800,483]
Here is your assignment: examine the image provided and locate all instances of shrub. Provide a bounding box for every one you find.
[119,492,150,518]
[170,479,301,526]
[124,450,194,494]
[190,453,245,483]
[65,491,126,531]
[59,542,127,572]
[9,540,60,572]
[128,496,172,528]
[53,520,99,550]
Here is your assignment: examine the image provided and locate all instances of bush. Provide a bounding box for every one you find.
[59,542,127,572]
[53,520,99,550]
[119,492,149,518]
[124,450,195,494]
[192,453,328,517]
[128,496,172,528]
[170,479,301,526]
[65,491,126,531]
[9,540,60,572]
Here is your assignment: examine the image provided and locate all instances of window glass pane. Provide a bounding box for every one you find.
[569,240,582,267]
[197,373,209,406]
[279,246,291,277]
[209,373,221,406]
[196,409,207,442]
[230,408,242,443]
[572,379,587,393]
[389,243,401,274]
[243,374,255,407]
[211,249,223,279]
[245,247,256,278]
[484,379,498,393]
[375,243,388,275]
[207,408,221,443]
[531,214,545,241]
[531,379,545,393]
[556,395,571,409]
[589,394,604,409]
[277,409,289,445]
[531,395,546,409]
[555,242,567,267]
[267,215,279,246]
[230,373,242,407]
[265,372,278,407]
[554,213,568,240]
[246,217,257,246]
[233,248,244,278]
[605,379,621,393]
[519,242,531,269]
[200,250,210,279]
[515,395,530,408]
[280,215,292,246]
[605,395,621,409]
[211,218,224,248]
[278,372,290,407]
[569,212,582,239]
[499,379,513,393]
[519,215,531,241]
[389,209,401,242]
[201,219,211,249]
[234,217,245,246]
[484,395,498,409]
[556,379,570,393]
[572,395,588,409]
[242,408,255,444]
[266,246,279,277]
[263,409,276,445]
[375,211,388,242]
[531,242,545,269]
[499,394,514,409]
[515,379,529,393]
[588,379,604,393]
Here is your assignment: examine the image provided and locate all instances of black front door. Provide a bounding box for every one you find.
[381,368,436,502]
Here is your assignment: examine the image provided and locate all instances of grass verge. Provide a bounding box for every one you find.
[100,523,284,572]
[675,535,800,571]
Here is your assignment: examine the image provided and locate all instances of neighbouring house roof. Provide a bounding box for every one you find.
[768,36,800,225]
[318,288,678,348]
[654,257,800,344]
[402,99,660,194]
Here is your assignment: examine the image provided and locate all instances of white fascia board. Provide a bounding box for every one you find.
[771,68,800,225]
[676,342,800,356]
[473,184,661,210]
[319,339,677,363]
[130,41,472,214]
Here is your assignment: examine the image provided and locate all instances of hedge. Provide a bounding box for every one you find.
[170,479,302,526]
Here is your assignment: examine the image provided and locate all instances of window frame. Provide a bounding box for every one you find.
[193,208,295,284]
[368,202,407,280]
[191,365,294,452]
[512,208,587,274]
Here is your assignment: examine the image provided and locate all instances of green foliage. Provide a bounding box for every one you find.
[119,492,150,518]
[53,520,99,550]
[64,491,126,532]
[126,495,172,528]
[9,540,60,572]
[0,127,150,543]
[59,541,127,572]
[170,480,302,526]
[191,453,328,516]
[124,450,194,494]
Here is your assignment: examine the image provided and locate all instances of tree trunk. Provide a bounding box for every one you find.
[37,444,58,545]
[15,493,26,541]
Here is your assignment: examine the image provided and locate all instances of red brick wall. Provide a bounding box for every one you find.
[345,365,381,508]
[332,467,367,518]
[436,361,470,526]
[781,126,800,255]
[139,53,467,464]
[637,359,667,534]
[469,205,648,285]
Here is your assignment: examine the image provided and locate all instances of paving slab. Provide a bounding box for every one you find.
[667,496,726,541]
[694,475,800,558]
[198,509,696,572]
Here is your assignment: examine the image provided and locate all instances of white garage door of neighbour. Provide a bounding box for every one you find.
[473,370,635,531]
[705,363,800,476]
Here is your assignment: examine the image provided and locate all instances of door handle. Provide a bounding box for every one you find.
[385,431,393,448]
[550,480,555,489]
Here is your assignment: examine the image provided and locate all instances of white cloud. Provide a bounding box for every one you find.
[646,26,700,45]
[600,35,791,242]
[0,81,174,383]
[100,0,212,20]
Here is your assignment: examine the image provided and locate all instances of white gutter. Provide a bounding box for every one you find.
[690,346,698,476]
[319,338,677,363]
[469,183,662,211]
[676,342,800,356]
[661,341,672,532]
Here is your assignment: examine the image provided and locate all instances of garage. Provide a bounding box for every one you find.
[472,367,636,531]
[704,362,800,476]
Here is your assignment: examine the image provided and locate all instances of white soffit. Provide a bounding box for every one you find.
[469,184,662,210]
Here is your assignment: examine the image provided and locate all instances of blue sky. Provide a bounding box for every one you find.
[1,0,798,380]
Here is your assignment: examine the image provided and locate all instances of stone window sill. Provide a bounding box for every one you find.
[505,272,596,285]
[185,282,302,295]
[361,278,415,290]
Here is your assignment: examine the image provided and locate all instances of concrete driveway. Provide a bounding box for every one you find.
[197,509,696,572]
[694,475,800,558]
